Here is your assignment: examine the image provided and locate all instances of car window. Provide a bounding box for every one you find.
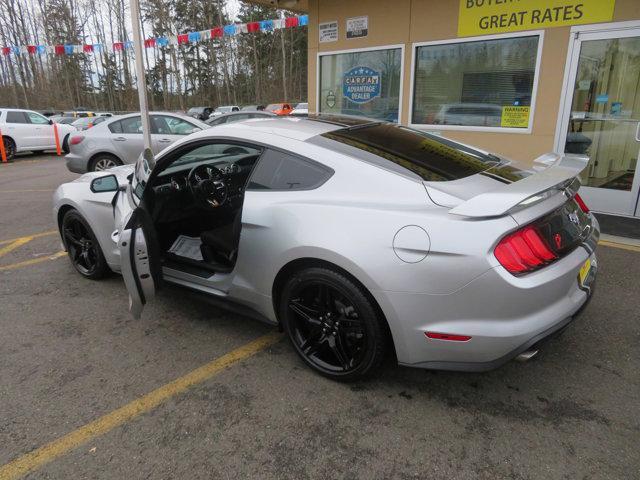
[152,115,200,135]
[158,143,262,174]
[247,149,333,191]
[27,112,50,124]
[6,111,29,123]
[312,123,506,182]
[120,116,142,134]
[226,114,251,124]
[108,119,123,134]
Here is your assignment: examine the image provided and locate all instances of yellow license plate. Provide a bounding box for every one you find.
[579,258,591,285]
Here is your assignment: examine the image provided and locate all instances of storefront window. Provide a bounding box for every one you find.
[412,35,540,130]
[319,47,402,122]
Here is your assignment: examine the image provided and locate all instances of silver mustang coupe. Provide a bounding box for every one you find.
[53,116,599,381]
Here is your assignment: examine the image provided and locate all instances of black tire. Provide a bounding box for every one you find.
[61,209,109,280]
[62,134,70,154]
[89,154,122,172]
[3,136,15,161]
[280,267,388,382]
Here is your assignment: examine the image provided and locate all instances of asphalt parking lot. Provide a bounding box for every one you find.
[1,153,639,480]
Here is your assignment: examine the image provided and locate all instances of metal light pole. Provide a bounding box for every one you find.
[129,0,153,159]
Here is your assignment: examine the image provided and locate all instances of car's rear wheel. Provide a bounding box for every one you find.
[90,154,122,172]
[3,137,15,160]
[280,267,387,381]
[62,134,70,154]
[61,210,109,279]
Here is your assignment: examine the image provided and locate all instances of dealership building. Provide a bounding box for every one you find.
[251,0,640,224]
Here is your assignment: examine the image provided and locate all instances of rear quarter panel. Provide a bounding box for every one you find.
[230,137,518,323]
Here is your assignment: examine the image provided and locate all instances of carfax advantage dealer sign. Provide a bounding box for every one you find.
[458,0,615,37]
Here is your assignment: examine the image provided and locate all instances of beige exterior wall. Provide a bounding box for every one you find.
[308,0,640,164]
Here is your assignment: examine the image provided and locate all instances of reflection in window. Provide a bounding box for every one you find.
[412,36,539,129]
[319,48,402,122]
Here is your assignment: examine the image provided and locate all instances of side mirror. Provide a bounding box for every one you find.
[49,119,53,125]
[90,174,119,193]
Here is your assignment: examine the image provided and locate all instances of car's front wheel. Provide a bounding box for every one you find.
[280,267,388,381]
[61,209,109,279]
[90,154,122,172]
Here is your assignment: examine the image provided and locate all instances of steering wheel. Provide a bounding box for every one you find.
[187,164,228,209]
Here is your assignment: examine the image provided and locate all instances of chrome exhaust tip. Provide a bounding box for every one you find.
[515,349,539,362]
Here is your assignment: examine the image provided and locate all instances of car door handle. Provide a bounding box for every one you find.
[114,137,126,142]
[158,138,172,143]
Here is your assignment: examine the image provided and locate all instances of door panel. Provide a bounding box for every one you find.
[26,112,54,148]
[559,28,640,216]
[118,205,161,318]
[4,111,32,149]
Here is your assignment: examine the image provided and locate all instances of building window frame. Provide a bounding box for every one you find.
[408,30,545,135]
[316,43,406,123]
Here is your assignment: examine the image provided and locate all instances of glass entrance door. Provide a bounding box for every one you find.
[558,26,640,217]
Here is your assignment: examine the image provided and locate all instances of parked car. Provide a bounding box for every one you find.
[187,106,213,121]
[433,103,503,127]
[62,111,95,118]
[53,116,598,381]
[265,103,293,116]
[290,102,309,117]
[65,112,208,172]
[49,116,77,125]
[71,116,110,131]
[206,111,276,126]
[211,106,240,117]
[0,108,76,160]
[241,105,266,111]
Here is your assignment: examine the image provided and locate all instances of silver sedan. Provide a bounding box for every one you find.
[65,112,209,173]
[53,116,599,381]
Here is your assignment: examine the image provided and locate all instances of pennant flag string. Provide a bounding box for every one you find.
[0,14,308,56]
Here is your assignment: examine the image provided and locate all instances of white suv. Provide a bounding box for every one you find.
[0,108,77,160]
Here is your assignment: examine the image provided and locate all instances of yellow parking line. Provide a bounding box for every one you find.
[0,237,32,258]
[0,230,57,246]
[0,251,66,272]
[599,240,640,253]
[0,331,283,480]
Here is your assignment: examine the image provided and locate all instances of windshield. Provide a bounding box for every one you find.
[215,106,233,113]
[265,104,282,112]
[311,123,507,182]
[295,103,308,109]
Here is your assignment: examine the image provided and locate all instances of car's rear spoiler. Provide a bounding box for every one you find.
[448,153,589,218]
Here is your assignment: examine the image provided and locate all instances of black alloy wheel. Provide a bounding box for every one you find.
[3,136,15,160]
[61,210,109,279]
[281,267,387,381]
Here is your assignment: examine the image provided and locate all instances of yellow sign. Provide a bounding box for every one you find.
[501,106,530,128]
[458,0,616,37]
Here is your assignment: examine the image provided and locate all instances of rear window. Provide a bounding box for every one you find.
[311,123,506,182]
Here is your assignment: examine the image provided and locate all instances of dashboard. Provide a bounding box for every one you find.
[152,154,259,208]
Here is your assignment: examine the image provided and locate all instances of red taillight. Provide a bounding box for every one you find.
[425,332,472,342]
[574,193,589,213]
[495,226,558,275]
[70,136,84,145]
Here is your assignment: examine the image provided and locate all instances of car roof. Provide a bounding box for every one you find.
[196,115,377,141]
[215,111,275,118]
[0,108,40,112]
